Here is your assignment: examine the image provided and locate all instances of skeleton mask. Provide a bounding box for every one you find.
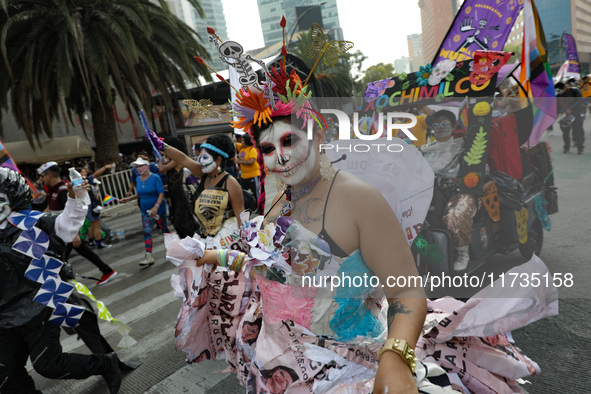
[197,149,216,174]
[483,182,500,222]
[219,41,243,59]
[479,19,487,28]
[0,192,11,224]
[515,207,529,244]
[258,121,317,186]
[137,164,148,175]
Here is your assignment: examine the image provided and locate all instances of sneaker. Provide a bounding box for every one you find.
[453,246,470,271]
[97,243,112,249]
[139,253,155,267]
[97,270,117,286]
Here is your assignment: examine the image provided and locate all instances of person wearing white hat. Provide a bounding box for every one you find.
[120,156,170,266]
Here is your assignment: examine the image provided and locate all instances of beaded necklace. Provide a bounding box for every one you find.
[280,174,322,216]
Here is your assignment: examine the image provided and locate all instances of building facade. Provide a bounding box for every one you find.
[257,0,341,47]
[418,0,458,65]
[407,33,424,72]
[167,0,229,71]
[536,0,591,75]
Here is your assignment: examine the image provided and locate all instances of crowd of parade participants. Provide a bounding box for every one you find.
[6,39,589,394]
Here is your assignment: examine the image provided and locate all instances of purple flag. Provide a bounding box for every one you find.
[562,33,580,76]
[433,0,523,67]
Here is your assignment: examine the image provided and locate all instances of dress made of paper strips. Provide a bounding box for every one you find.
[169,215,557,393]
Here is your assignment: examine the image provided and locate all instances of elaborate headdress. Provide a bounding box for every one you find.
[196,18,353,213]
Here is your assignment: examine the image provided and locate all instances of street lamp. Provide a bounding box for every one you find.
[287,2,327,47]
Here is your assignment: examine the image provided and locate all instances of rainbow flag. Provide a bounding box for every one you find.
[457,97,470,130]
[102,195,117,204]
[519,0,557,146]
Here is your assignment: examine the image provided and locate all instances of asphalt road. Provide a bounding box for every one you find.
[32,118,591,393]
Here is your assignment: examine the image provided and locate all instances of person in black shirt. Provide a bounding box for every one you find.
[556,81,586,154]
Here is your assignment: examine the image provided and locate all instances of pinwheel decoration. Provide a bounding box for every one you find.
[24,255,63,283]
[33,277,74,309]
[8,210,44,230]
[12,227,49,259]
[49,303,86,327]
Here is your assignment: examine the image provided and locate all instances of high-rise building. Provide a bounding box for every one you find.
[167,0,229,71]
[257,0,341,47]
[535,0,591,74]
[407,33,424,72]
[418,0,458,65]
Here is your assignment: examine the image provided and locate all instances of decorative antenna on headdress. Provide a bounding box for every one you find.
[207,27,277,110]
[194,56,238,93]
[207,26,223,43]
[280,16,287,66]
[303,23,354,86]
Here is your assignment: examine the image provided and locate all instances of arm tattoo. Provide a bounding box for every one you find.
[387,300,411,330]
[293,198,322,225]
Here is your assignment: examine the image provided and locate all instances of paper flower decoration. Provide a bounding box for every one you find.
[24,255,64,283]
[33,277,74,308]
[464,172,480,188]
[473,102,491,116]
[415,64,432,87]
[12,227,49,259]
[8,210,43,230]
[49,303,86,327]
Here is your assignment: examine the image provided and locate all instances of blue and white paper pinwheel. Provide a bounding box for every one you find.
[8,210,44,230]
[33,277,74,309]
[49,303,86,327]
[24,255,64,283]
[12,227,49,259]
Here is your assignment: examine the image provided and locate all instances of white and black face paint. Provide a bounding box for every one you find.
[0,192,11,224]
[258,121,316,186]
[197,149,216,174]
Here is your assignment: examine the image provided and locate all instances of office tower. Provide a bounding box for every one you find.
[407,33,424,72]
[257,0,342,47]
[167,0,229,71]
[418,0,457,65]
[535,0,591,73]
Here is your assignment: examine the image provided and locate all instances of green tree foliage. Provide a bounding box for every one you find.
[0,0,211,164]
[361,63,396,87]
[288,30,357,97]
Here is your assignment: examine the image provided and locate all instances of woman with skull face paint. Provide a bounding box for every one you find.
[155,134,244,247]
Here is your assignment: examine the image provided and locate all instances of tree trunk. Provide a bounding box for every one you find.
[90,97,120,166]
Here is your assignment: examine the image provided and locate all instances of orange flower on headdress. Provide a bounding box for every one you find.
[270,60,304,98]
[231,87,273,131]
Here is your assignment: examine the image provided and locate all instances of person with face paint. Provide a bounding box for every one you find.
[120,157,170,266]
[152,133,245,248]
[422,110,477,271]
[0,167,122,394]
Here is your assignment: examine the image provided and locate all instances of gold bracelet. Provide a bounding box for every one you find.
[378,338,417,373]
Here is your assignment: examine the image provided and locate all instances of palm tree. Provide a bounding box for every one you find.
[288,30,354,97]
[0,0,211,164]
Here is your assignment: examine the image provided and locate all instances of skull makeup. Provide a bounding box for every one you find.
[197,149,216,174]
[258,121,317,186]
[433,120,453,142]
[483,182,500,222]
[0,192,11,224]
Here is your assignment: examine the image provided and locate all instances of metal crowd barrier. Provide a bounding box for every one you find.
[95,169,135,210]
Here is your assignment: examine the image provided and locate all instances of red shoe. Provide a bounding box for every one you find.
[97,270,118,286]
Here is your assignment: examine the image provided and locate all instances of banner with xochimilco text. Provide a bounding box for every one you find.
[432,0,524,67]
[361,60,497,196]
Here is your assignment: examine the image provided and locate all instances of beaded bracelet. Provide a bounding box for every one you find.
[216,249,229,267]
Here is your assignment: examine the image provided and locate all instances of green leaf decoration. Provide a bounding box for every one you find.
[398,72,408,81]
[445,73,455,81]
[402,81,410,90]
[435,93,445,102]
[463,127,488,166]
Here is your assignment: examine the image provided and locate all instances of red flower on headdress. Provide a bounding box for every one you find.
[269,60,304,97]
